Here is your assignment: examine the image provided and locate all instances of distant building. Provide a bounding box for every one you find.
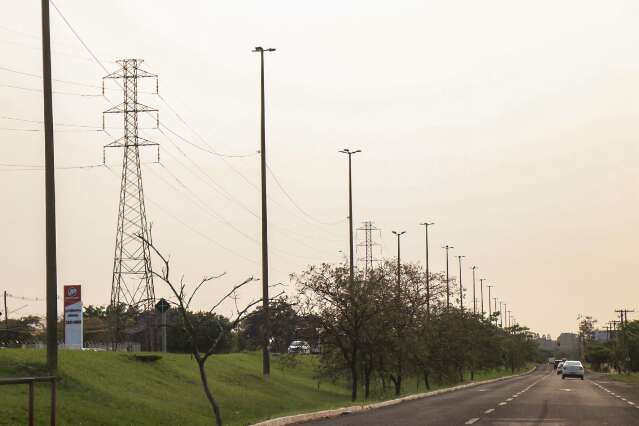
[592,330,612,342]
[592,329,614,342]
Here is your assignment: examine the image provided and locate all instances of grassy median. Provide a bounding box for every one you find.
[0,349,529,425]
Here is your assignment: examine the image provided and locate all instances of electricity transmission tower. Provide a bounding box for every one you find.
[103,59,159,347]
[356,221,381,276]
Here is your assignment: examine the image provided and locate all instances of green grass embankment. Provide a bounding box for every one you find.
[0,350,529,425]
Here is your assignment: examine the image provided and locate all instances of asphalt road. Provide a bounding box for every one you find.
[306,366,639,425]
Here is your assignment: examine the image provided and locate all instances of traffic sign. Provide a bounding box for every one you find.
[155,298,170,313]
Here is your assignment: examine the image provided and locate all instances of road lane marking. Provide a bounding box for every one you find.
[499,402,507,406]
[485,408,495,414]
[506,398,513,401]
[465,418,480,424]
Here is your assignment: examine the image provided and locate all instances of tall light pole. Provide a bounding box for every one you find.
[442,245,454,309]
[503,303,507,328]
[500,302,504,327]
[471,266,478,314]
[392,231,406,296]
[493,298,498,326]
[480,278,485,317]
[339,149,361,290]
[420,222,434,317]
[456,255,465,311]
[253,45,275,377]
[41,0,58,375]
[487,285,493,319]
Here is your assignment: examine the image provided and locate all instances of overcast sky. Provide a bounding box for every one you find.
[2,0,639,337]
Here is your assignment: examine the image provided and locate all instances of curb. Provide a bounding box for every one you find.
[252,366,537,426]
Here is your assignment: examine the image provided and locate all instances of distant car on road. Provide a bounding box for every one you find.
[288,340,311,354]
[561,360,585,380]
[556,361,564,375]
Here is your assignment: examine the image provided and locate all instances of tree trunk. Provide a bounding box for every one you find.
[423,371,430,390]
[197,359,223,425]
[350,347,358,402]
[390,374,402,396]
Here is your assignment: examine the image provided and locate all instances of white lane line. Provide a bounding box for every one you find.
[465,418,480,424]
[628,401,635,406]
[499,402,507,406]
[485,408,495,414]
[506,398,513,401]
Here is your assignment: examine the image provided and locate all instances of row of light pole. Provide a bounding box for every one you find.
[255,47,515,377]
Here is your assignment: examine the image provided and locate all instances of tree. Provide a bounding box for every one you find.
[295,263,381,401]
[142,236,272,426]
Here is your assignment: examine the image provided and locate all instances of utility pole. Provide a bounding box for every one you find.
[487,285,493,319]
[615,309,634,326]
[3,290,7,328]
[339,148,361,291]
[471,266,477,314]
[479,278,485,317]
[503,303,507,328]
[41,0,58,375]
[456,255,465,311]
[442,245,454,309]
[500,302,504,327]
[392,231,406,296]
[420,222,434,317]
[253,46,275,377]
[493,298,498,325]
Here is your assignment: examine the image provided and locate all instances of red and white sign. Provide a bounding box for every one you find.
[64,285,83,349]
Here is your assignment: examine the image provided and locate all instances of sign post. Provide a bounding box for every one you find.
[63,285,82,349]
[155,298,170,353]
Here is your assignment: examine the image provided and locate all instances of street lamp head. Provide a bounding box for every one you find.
[253,47,276,53]
[419,222,435,226]
[339,148,361,155]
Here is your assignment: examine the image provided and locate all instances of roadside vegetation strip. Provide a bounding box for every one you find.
[252,366,537,426]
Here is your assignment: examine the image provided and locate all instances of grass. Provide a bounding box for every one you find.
[0,349,529,425]
[605,372,639,384]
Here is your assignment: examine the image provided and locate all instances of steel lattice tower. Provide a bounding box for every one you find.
[356,221,382,277]
[103,59,159,317]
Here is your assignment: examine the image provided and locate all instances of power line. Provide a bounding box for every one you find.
[0,82,102,97]
[266,162,345,226]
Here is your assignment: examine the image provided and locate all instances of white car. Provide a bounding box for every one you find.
[556,361,564,375]
[287,340,311,354]
[561,360,585,380]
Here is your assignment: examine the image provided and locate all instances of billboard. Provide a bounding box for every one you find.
[64,285,83,349]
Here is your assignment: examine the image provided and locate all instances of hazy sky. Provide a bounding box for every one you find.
[2,0,639,337]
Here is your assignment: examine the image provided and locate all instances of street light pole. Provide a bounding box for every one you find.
[442,245,454,309]
[456,255,465,311]
[392,231,406,296]
[500,302,504,327]
[493,298,498,326]
[253,45,275,377]
[480,278,485,317]
[471,266,477,314]
[339,149,361,291]
[487,285,493,319]
[41,0,58,375]
[420,222,434,317]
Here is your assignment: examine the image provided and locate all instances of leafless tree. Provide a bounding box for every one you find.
[141,236,281,425]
